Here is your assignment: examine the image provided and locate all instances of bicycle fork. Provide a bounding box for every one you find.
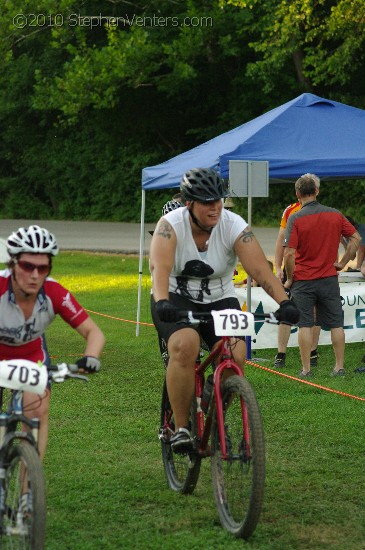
[213,361,251,460]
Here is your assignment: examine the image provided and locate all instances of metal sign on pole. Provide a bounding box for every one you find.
[228,160,269,359]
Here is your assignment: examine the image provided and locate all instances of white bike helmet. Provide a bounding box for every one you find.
[162,199,183,216]
[7,225,59,257]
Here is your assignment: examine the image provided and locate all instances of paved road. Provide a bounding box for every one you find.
[0,219,278,258]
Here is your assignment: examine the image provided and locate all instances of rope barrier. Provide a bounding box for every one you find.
[85,308,154,326]
[246,359,365,402]
[85,309,365,403]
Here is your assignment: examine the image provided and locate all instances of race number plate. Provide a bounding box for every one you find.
[0,359,48,395]
[211,309,255,337]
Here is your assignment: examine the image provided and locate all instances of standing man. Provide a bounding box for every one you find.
[283,174,360,377]
[274,184,320,368]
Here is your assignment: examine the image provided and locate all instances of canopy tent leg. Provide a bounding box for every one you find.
[136,189,146,336]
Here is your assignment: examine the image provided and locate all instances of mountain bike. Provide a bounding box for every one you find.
[0,359,88,549]
[159,309,278,539]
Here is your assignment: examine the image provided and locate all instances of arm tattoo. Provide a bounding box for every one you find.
[238,229,254,244]
[156,220,173,239]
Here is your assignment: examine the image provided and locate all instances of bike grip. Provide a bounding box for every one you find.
[48,363,78,373]
[67,363,79,373]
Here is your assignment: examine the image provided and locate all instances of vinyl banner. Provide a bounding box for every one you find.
[235,282,365,350]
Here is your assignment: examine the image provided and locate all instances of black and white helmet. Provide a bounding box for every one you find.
[7,225,59,257]
[180,168,228,202]
[162,199,182,216]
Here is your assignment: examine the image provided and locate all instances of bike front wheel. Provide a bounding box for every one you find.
[1,441,46,549]
[211,375,265,539]
[160,379,201,494]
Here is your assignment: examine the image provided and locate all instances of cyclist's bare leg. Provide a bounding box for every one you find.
[167,327,200,429]
[23,390,50,461]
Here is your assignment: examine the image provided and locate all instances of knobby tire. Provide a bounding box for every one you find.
[211,375,265,539]
[1,441,46,549]
[160,379,201,494]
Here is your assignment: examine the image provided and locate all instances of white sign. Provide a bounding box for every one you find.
[0,359,48,394]
[229,160,269,197]
[211,309,256,337]
[235,282,365,349]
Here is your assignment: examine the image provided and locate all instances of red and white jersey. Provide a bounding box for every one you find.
[0,269,88,361]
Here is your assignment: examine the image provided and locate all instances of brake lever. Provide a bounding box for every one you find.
[265,312,280,325]
[187,311,200,326]
[67,373,89,382]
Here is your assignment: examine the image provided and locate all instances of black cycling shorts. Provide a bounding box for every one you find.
[151,293,242,351]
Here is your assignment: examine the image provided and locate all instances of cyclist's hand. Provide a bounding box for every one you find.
[76,356,101,373]
[274,299,300,325]
[155,299,180,322]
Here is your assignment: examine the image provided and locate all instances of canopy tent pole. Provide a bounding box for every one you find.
[245,163,253,359]
[136,189,146,336]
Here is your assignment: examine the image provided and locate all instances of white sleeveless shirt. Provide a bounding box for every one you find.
[163,206,248,304]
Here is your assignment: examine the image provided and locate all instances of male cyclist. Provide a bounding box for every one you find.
[150,168,299,452]
[0,225,105,462]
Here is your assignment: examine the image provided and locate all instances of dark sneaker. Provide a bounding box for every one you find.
[354,365,365,374]
[299,370,314,378]
[310,349,318,368]
[170,428,193,453]
[19,491,32,517]
[331,368,345,377]
[274,353,286,368]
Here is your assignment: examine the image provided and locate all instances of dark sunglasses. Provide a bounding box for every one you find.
[15,260,50,275]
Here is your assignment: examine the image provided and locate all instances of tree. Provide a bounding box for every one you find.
[221,0,365,107]
[0,1,364,222]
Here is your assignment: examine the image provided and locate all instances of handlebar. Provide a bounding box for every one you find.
[48,363,89,383]
[179,310,278,324]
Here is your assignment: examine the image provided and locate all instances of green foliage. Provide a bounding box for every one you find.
[0,1,364,221]
[223,0,365,103]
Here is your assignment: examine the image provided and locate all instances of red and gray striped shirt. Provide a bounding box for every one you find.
[284,201,357,280]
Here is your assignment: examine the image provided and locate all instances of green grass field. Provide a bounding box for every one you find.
[42,252,365,549]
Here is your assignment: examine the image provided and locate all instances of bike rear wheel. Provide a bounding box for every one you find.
[1,441,46,549]
[211,375,265,539]
[160,379,201,494]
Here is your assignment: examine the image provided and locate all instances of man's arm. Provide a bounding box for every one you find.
[334,231,361,271]
[76,317,105,357]
[274,227,286,281]
[283,247,296,288]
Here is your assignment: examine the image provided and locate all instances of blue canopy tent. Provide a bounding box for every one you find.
[137,93,365,332]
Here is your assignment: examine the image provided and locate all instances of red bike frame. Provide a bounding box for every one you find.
[195,336,250,459]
